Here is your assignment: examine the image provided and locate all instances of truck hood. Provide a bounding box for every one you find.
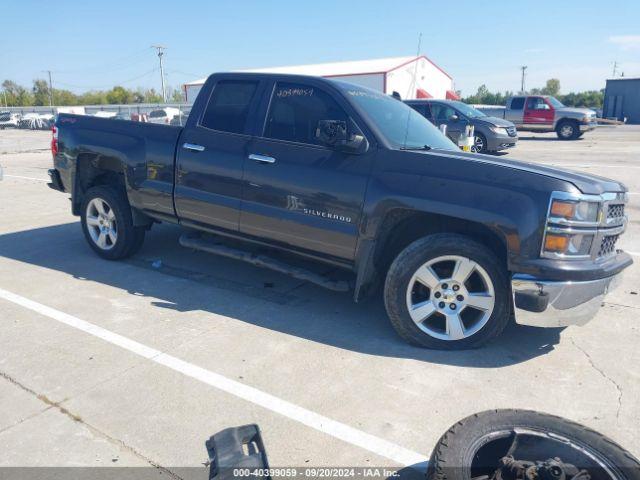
[475,116,515,128]
[558,106,596,118]
[434,150,625,195]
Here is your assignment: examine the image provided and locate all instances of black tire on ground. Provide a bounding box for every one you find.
[427,409,640,480]
[383,234,510,350]
[80,185,145,260]
[472,132,488,154]
[556,119,580,140]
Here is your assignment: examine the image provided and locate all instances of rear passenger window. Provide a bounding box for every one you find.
[264,82,348,146]
[201,80,258,134]
[510,98,525,110]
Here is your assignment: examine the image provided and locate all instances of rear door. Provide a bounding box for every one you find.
[523,96,554,128]
[239,79,375,260]
[505,97,525,125]
[408,102,434,124]
[175,78,264,231]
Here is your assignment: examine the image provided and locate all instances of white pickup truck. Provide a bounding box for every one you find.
[475,95,597,140]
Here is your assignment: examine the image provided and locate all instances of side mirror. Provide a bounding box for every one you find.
[316,120,348,145]
[316,119,368,154]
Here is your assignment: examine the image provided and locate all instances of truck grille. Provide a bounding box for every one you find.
[506,126,517,137]
[607,204,625,221]
[598,234,620,258]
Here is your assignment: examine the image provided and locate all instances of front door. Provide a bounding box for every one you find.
[175,79,262,231]
[431,103,466,143]
[240,80,374,260]
[523,96,554,128]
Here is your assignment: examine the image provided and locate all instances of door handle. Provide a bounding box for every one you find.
[183,143,205,152]
[248,153,276,164]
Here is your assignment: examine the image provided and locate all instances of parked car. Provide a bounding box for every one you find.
[405,99,517,154]
[48,72,631,349]
[111,112,132,121]
[0,111,21,129]
[170,109,190,126]
[476,96,597,140]
[147,107,181,124]
[19,113,53,130]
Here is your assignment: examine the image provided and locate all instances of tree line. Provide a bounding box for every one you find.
[461,79,604,109]
[1,79,185,107]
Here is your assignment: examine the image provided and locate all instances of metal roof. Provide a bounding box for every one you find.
[184,55,450,86]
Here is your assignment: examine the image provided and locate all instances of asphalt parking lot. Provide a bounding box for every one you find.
[1,127,639,473]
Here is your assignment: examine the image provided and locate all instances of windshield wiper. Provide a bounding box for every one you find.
[400,144,432,151]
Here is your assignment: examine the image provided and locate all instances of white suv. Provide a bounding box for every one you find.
[147,107,181,124]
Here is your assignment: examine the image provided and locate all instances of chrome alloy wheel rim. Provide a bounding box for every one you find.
[471,135,484,153]
[405,255,495,341]
[86,198,117,250]
[560,124,574,138]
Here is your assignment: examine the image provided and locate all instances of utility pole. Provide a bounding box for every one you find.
[45,70,54,106]
[612,61,618,77]
[152,45,167,102]
[520,66,527,93]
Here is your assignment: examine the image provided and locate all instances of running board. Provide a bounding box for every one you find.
[178,233,350,292]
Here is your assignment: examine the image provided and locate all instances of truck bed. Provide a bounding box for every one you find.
[472,105,506,118]
[54,113,183,218]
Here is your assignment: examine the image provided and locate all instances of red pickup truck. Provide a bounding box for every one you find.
[477,95,598,140]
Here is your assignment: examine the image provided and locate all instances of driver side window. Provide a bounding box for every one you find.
[527,97,548,110]
[264,82,348,147]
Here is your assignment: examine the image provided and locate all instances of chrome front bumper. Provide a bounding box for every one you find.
[580,121,597,132]
[511,272,623,328]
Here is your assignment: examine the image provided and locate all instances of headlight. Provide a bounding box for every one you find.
[549,199,599,223]
[543,231,594,256]
[489,126,508,135]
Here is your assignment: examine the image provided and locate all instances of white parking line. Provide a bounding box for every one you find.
[627,251,640,257]
[0,287,427,467]
[3,174,48,182]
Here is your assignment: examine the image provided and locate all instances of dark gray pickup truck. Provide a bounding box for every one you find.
[48,72,632,349]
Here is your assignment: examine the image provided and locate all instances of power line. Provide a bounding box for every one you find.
[53,67,159,90]
[50,48,154,75]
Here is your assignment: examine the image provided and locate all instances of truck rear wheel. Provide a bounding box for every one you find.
[81,186,145,260]
[383,234,510,349]
[556,119,580,140]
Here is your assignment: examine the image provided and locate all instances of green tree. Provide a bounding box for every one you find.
[541,78,561,96]
[2,80,34,106]
[170,88,184,103]
[106,86,133,104]
[32,79,52,105]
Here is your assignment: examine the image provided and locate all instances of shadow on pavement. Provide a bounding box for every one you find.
[0,222,563,368]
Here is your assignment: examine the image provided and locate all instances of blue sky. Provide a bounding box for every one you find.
[2,0,639,96]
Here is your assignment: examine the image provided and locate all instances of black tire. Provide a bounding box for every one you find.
[80,186,145,260]
[471,132,488,154]
[556,119,580,140]
[427,409,640,480]
[383,234,509,350]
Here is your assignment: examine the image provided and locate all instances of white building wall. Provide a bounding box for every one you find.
[185,84,204,104]
[385,58,453,99]
[325,73,385,92]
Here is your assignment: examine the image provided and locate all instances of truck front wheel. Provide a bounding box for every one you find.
[556,119,580,140]
[383,234,510,349]
[81,186,145,260]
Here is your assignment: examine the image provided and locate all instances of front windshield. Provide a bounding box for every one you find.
[546,96,565,108]
[450,101,486,118]
[339,85,457,151]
